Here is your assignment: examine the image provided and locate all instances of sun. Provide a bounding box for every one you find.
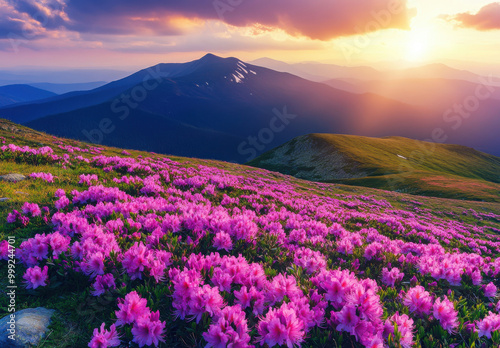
[406,40,428,62]
[404,28,431,62]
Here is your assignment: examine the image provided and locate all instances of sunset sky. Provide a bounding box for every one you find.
[1,0,499,71]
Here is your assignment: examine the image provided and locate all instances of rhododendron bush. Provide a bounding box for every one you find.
[1,142,500,347]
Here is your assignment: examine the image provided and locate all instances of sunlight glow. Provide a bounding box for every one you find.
[404,27,431,62]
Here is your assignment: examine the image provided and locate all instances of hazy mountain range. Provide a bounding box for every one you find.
[1,54,499,163]
[0,84,56,107]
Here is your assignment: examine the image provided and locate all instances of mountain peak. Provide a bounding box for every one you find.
[199,53,225,63]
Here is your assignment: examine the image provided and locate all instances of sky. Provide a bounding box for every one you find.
[0,0,499,71]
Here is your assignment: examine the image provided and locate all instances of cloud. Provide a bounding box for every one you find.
[3,0,416,40]
[0,0,47,40]
[445,2,500,31]
[6,0,67,29]
[0,16,27,38]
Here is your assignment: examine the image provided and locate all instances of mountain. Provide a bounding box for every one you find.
[250,57,383,81]
[0,68,130,85]
[321,77,500,156]
[249,58,326,81]
[322,78,500,107]
[252,58,485,83]
[389,63,482,83]
[29,82,108,94]
[248,133,500,202]
[3,54,499,162]
[0,84,57,107]
[7,54,435,163]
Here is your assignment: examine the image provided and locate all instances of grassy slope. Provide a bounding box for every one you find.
[248,133,500,202]
[0,119,499,347]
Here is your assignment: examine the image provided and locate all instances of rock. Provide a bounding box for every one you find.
[0,198,10,202]
[0,307,55,347]
[0,174,26,183]
[15,192,29,196]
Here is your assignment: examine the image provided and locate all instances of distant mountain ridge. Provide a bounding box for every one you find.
[1,54,498,162]
[7,54,435,162]
[250,58,486,83]
[29,82,108,94]
[0,84,56,107]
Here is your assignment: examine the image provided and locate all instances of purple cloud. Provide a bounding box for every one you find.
[4,0,415,40]
[446,2,500,31]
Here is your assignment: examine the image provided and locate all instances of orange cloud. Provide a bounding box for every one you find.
[4,0,416,40]
[445,2,500,31]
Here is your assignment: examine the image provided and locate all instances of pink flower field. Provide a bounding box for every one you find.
[1,140,500,348]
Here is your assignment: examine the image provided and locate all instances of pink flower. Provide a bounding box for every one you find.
[23,265,49,289]
[213,231,233,252]
[79,174,99,186]
[433,296,459,333]
[189,285,225,323]
[336,304,359,336]
[7,211,18,223]
[477,312,500,339]
[81,254,106,278]
[234,286,266,315]
[30,172,55,183]
[147,258,166,283]
[49,232,70,257]
[122,242,149,280]
[32,234,49,260]
[203,305,251,348]
[364,243,382,261]
[55,196,70,210]
[485,282,497,299]
[131,310,166,347]
[257,303,305,348]
[269,274,302,303]
[22,202,41,217]
[384,313,414,348]
[54,189,66,198]
[20,216,29,226]
[203,324,228,348]
[381,267,404,287]
[366,336,384,348]
[294,247,327,274]
[0,240,9,260]
[91,274,116,296]
[88,323,120,348]
[211,268,233,292]
[403,286,433,316]
[115,291,150,326]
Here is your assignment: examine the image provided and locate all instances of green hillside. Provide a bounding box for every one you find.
[1,119,500,347]
[248,133,500,202]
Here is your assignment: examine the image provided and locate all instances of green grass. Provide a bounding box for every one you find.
[248,133,500,202]
[0,119,499,347]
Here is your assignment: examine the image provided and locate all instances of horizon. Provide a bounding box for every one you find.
[1,53,499,86]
